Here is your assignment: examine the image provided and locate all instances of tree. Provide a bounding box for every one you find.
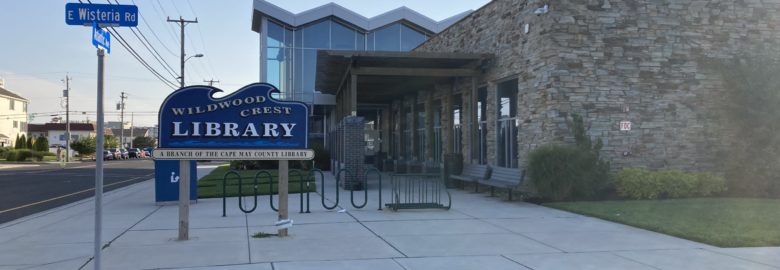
[132,136,155,149]
[70,137,96,160]
[14,134,21,149]
[17,134,27,149]
[104,135,119,148]
[26,135,33,149]
[33,136,49,152]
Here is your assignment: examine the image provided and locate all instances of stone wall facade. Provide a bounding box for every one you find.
[416,0,780,171]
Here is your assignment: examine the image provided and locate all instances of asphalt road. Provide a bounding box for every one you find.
[0,159,155,224]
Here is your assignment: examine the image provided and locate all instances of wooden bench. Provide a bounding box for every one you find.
[449,164,491,192]
[478,166,525,200]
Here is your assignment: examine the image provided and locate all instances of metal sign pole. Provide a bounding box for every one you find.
[178,160,190,240]
[93,48,105,270]
[278,160,289,237]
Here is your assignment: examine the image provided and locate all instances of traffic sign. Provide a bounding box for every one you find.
[92,22,111,54]
[65,3,138,27]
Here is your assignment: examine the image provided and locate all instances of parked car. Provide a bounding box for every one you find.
[119,148,130,159]
[107,148,122,160]
[126,148,142,158]
[144,147,154,157]
[102,150,114,160]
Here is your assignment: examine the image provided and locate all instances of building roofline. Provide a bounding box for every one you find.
[252,0,471,33]
[0,87,28,101]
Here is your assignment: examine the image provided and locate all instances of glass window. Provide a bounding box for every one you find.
[331,21,356,50]
[452,94,462,154]
[367,32,375,51]
[23,102,27,112]
[293,47,303,97]
[374,23,400,51]
[477,87,488,164]
[356,32,366,51]
[496,79,519,168]
[303,20,330,48]
[13,121,18,128]
[303,49,318,96]
[401,24,426,51]
[416,103,425,160]
[267,20,285,47]
[403,108,413,160]
[9,99,14,110]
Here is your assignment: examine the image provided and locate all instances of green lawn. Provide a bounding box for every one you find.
[198,165,316,198]
[545,198,780,247]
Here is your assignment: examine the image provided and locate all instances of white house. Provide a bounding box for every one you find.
[28,123,96,157]
[0,80,29,147]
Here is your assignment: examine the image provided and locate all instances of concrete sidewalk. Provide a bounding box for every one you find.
[1,166,779,269]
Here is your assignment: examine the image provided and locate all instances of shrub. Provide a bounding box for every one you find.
[5,149,33,161]
[527,144,610,201]
[33,136,49,152]
[526,114,610,201]
[615,168,727,199]
[0,147,12,159]
[31,151,44,161]
[5,150,17,161]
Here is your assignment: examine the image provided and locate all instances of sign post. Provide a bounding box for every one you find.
[155,83,312,239]
[93,47,105,270]
[66,2,138,268]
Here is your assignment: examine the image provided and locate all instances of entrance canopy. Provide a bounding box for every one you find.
[315,50,492,117]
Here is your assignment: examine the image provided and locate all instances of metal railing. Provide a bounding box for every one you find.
[386,173,451,211]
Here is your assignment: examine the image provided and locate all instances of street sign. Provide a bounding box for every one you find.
[65,3,138,27]
[92,22,111,54]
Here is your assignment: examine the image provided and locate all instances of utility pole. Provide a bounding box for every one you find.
[62,75,71,163]
[118,92,127,148]
[203,79,219,86]
[167,16,198,242]
[167,17,198,88]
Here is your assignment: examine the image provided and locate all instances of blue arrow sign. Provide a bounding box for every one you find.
[92,22,111,54]
[66,3,138,27]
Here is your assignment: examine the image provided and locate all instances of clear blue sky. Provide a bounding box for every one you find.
[0,0,488,126]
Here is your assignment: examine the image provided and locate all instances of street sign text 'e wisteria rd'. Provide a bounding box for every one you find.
[66,2,138,27]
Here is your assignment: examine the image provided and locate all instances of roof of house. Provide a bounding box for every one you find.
[0,86,28,101]
[28,123,96,132]
[110,128,150,137]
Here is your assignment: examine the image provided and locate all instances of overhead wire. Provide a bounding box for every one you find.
[80,0,177,90]
[106,0,179,84]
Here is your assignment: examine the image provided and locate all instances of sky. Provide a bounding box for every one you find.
[0,0,489,127]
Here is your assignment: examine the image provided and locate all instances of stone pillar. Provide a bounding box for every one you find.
[341,116,365,190]
[442,83,453,155]
[486,82,498,167]
[462,82,473,164]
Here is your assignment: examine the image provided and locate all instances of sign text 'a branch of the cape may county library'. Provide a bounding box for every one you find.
[154,83,313,160]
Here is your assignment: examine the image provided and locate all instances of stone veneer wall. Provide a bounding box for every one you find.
[416,0,780,171]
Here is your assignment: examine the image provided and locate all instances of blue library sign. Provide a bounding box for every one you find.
[154,83,313,160]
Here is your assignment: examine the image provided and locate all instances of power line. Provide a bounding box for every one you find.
[131,0,177,56]
[107,0,179,81]
[80,0,177,89]
[186,0,218,80]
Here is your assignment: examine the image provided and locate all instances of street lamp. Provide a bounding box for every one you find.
[179,53,204,88]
